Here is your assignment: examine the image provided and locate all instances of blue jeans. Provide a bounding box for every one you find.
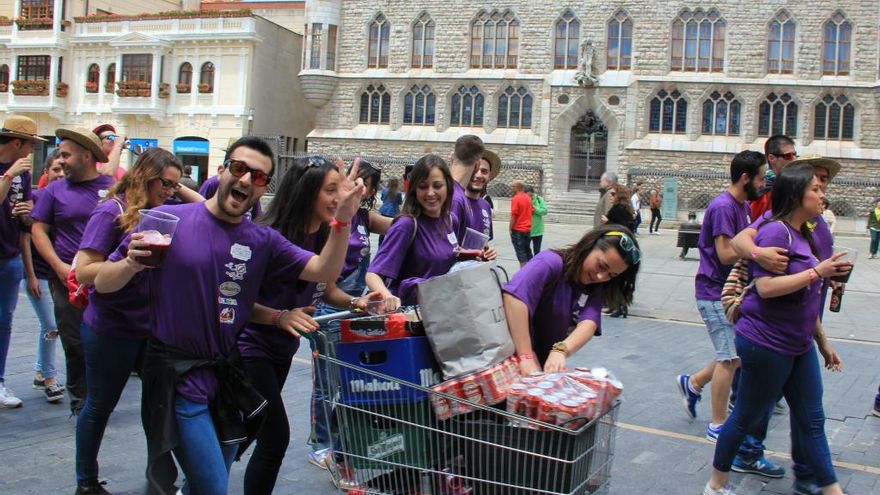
[21,277,58,379]
[173,396,238,495]
[76,323,145,484]
[714,335,836,487]
[510,230,533,263]
[0,255,23,383]
[870,228,880,256]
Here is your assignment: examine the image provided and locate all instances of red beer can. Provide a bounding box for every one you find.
[460,375,484,405]
[507,383,529,416]
[538,395,560,425]
[525,388,544,419]
[555,399,580,427]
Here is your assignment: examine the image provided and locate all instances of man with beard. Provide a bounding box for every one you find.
[462,149,500,260]
[592,172,618,228]
[449,134,485,241]
[0,116,44,409]
[675,151,766,444]
[94,136,364,495]
[31,128,114,415]
[750,135,797,220]
[199,142,263,220]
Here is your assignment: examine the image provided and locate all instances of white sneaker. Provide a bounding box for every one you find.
[308,447,331,470]
[0,384,23,408]
[704,482,737,495]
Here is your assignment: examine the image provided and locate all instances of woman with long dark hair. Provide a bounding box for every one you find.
[504,224,640,374]
[705,163,849,495]
[236,156,374,494]
[72,147,198,494]
[366,154,460,309]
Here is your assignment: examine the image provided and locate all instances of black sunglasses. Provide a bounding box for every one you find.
[157,177,181,192]
[225,159,271,187]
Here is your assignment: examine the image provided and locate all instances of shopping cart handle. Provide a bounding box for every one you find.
[313,310,359,324]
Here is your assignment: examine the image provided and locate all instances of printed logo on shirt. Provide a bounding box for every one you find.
[446,232,458,246]
[481,208,489,218]
[219,307,235,324]
[11,176,21,185]
[360,246,370,258]
[98,189,109,198]
[357,224,368,235]
[230,243,252,261]
[313,282,327,306]
[568,292,590,335]
[219,281,241,296]
[218,297,238,306]
[224,262,247,281]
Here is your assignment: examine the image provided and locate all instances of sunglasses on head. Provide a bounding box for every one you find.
[224,159,271,187]
[157,177,181,192]
[604,230,641,265]
[305,156,329,169]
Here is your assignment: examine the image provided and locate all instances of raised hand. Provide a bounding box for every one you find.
[334,157,366,222]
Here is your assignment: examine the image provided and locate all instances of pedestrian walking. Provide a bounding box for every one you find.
[94,137,364,495]
[377,178,403,247]
[0,116,44,409]
[705,163,849,495]
[630,182,643,235]
[592,172,618,228]
[31,127,115,415]
[526,185,547,254]
[509,180,533,267]
[367,154,460,308]
[867,198,880,259]
[649,188,663,234]
[19,153,65,402]
[504,225,640,374]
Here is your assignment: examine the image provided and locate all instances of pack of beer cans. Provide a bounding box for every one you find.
[506,367,623,430]
[430,356,520,421]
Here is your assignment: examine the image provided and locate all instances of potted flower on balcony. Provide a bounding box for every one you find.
[15,16,53,30]
[0,83,7,93]
[198,83,212,94]
[158,83,170,99]
[104,82,115,93]
[12,79,49,96]
[176,82,190,94]
[55,82,69,97]
[84,81,98,93]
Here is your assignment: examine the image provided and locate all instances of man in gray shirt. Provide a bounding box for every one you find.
[592,171,618,227]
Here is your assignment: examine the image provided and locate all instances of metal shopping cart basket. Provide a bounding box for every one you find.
[307,316,620,495]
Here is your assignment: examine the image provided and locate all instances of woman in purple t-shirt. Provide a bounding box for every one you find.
[366,154,460,308]
[707,163,850,495]
[70,148,193,494]
[503,225,640,375]
[238,156,379,493]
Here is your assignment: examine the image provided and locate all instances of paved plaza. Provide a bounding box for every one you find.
[1,221,878,494]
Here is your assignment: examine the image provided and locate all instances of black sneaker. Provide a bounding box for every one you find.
[45,383,65,403]
[33,377,45,390]
[74,480,111,494]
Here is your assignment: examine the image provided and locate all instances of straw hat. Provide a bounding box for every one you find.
[482,149,501,181]
[55,127,109,162]
[0,116,47,141]
[787,154,841,181]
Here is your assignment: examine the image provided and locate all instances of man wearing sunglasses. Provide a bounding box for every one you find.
[749,135,797,220]
[92,124,127,181]
[199,151,264,220]
[94,136,366,494]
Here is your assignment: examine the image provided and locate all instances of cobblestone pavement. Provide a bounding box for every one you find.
[1,222,878,494]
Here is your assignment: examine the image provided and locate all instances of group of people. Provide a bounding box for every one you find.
[1,124,644,495]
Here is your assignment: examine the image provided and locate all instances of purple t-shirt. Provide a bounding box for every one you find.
[368,214,459,305]
[26,189,54,279]
[694,191,751,301]
[736,221,822,356]
[198,175,262,220]
[503,251,604,365]
[31,175,115,264]
[464,195,494,241]
[110,202,314,403]
[341,208,371,281]
[81,197,150,339]
[1,162,31,259]
[238,232,323,364]
[450,182,472,242]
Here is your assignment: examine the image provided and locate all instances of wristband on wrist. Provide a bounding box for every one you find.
[517,353,535,362]
[271,309,289,328]
[1,172,13,182]
[329,218,350,234]
[750,247,759,260]
[807,268,817,283]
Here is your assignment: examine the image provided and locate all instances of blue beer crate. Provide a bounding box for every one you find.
[336,336,441,405]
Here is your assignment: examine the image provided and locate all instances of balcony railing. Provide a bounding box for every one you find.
[72,10,256,39]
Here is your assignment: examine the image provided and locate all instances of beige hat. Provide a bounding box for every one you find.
[482,149,501,181]
[0,115,47,141]
[787,154,841,181]
[55,127,109,163]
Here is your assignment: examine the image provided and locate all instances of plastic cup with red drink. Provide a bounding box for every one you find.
[458,227,490,260]
[135,209,179,267]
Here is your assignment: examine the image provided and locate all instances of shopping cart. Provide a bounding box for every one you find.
[307,320,620,495]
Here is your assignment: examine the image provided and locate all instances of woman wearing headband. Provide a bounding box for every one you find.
[503,225,641,374]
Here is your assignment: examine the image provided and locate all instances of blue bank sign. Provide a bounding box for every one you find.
[173,140,210,155]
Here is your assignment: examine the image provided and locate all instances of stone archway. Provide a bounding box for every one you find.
[568,111,608,191]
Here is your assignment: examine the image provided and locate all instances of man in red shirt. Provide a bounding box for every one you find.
[509,180,534,267]
[750,135,797,220]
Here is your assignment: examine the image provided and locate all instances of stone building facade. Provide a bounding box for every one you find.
[298,0,880,215]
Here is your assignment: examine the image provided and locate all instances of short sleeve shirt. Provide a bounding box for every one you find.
[450,182,471,242]
[694,191,751,301]
[503,251,604,365]
[341,208,371,281]
[0,162,31,259]
[736,221,822,356]
[31,175,116,264]
[110,202,314,403]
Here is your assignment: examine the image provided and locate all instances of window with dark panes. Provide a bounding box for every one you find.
[359,84,390,124]
[671,8,725,72]
[822,11,851,76]
[121,54,152,82]
[554,10,579,69]
[701,91,740,136]
[310,23,322,70]
[607,10,633,70]
[649,89,687,133]
[470,10,519,69]
[199,62,214,92]
[412,13,435,69]
[19,0,53,21]
[814,94,854,140]
[368,14,390,68]
[17,55,51,80]
[403,84,435,125]
[450,85,484,127]
[497,86,533,129]
[767,10,795,74]
[0,65,9,92]
[758,92,797,137]
[327,25,338,70]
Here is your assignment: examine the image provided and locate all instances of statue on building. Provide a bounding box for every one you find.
[574,38,598,88]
